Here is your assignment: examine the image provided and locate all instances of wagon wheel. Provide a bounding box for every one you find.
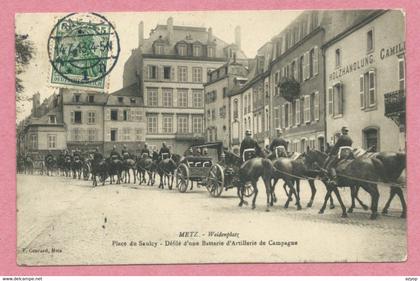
[176,163,190,193]
[206,164,224,197]
[242,183,255,198]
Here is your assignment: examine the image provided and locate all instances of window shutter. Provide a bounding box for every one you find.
[328,88,333,116]
[294,58,298,80]
[70,111,75,123]
[288,103,292,128]
[296,99,301,125]
[359,74,365,109]
[303,52,309,80]
[314,91,319,121]
[281,104,285,128]
[313,46,319,76]
[369,70,376,106]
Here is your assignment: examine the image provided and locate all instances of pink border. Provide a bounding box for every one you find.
[1,0,419,276]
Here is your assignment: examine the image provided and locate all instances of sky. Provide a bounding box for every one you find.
[15,10,302,121]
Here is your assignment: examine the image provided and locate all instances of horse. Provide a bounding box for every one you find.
[106,157,123,184]
[44,155,56,176]
[71,155,83,179]
[224,151,274,212]
[91,158,108,187]
[136,153,157,185]
[156,154,181,189]
[267,151,335,209]
[122,154,137,184]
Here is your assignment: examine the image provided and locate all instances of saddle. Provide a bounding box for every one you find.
[243,148,256,162]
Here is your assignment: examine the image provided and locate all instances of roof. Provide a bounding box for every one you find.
[110,83,140,97]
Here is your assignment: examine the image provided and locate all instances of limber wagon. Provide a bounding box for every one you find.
[175,142,255,198]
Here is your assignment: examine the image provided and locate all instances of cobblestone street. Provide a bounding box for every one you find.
[16,174,407,265]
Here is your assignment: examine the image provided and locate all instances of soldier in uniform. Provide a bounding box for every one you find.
[110,145,120,159]
[140,143,151,158]
[269,128,289,157]
[325,126,353,185]
[158,142,171,160]
[239,129,261,161]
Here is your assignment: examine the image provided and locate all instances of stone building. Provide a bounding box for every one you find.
[323,10,405,152]
[123,17,247,154]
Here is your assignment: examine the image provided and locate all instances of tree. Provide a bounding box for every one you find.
[15,33,35,103]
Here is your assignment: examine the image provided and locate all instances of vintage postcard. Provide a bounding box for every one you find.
[16,10,407,266]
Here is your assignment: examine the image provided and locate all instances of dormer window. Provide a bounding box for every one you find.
[155,44,164,55]
[74,94,80,103]
[207,46,215,57]
[193,45,202,57]
[49,115,56,124]
[118,97,124,103]
[178,44,187,56]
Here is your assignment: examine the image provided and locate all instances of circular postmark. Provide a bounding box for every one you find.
[47,13,120,85]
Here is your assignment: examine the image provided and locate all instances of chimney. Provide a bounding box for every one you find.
[235,25,241,49]
[208,27,213,42]
[167,17,174,44]
[138,21,144,48]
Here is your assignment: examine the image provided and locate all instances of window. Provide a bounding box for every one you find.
[335,49,341,67]
[87,111,96,124]
[147,115,158,134]
[192,90,203,108]
[72,111,82,124]
[122,128,131,141]
[367,29,374,52]
[363,127,379,151]
[162,115,173,133]
[163,66,171,80]
[88,95,95,103]
[177,89,188,107]
[123,109,129,121]
[49,115,56,124]
[110,129,117,141]
[360,70,376,108]
[177,116,189,133]
[47,134,56,148]
[110,110,118,121]
[155,44,164,55]
[295,99,301,125]
[328,88,333,116]
[147,88,158,106]
[193,45,202,57]
[304,95,311,123]
[207,46,215,57]
[178,44,187,56]
[333,83,344,116]
[192,116,203,133]
[30,134,37,149]
[88,128,96,141]
[74,94,80,103]
[178,66,188,82]
[233,99,239,119]
[135,128,143,141]
[399,58,405,90]
[148,65,157,79]
[192,67,202,83]
[162,88,173,107]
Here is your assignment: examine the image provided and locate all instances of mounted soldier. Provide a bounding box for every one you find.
[240,129,261,162]
[269,128,288,158]
[140,143,151,158]
[110,145,120,160]
[158,142,171,161]
[325,126,353,185]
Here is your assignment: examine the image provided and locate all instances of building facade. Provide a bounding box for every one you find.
[123,17,247,154]
[323,10,405,152]
[204,61,249,148]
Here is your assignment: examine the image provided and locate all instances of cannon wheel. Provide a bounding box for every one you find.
[206,164,224,197]
[176,163,190,193]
